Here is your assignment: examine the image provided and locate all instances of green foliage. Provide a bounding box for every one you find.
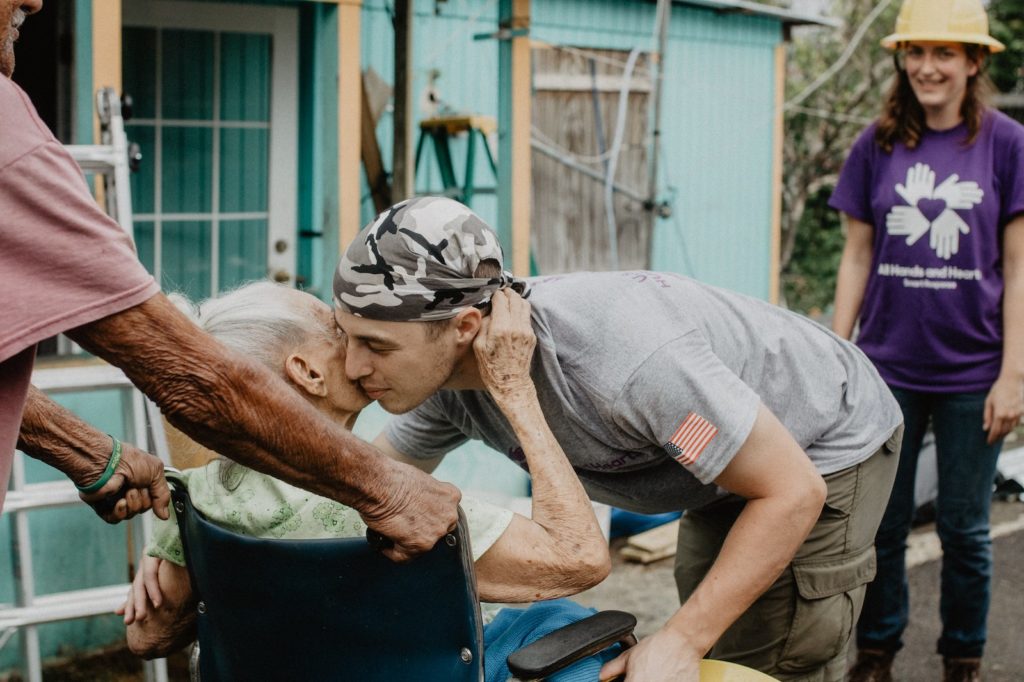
[781,0,896,314]
[989,0,1024,93]
[781,187,845,317]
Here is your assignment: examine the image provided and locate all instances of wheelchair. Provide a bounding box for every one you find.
[166,469,773,681]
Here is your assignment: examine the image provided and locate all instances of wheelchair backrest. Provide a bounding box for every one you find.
[170,478,484,681]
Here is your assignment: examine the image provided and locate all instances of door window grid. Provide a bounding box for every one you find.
[129,27,271,297]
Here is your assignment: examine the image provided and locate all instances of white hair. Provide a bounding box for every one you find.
[168,281,330,375]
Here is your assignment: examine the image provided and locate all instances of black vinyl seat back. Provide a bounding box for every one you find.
[170,480,484,682]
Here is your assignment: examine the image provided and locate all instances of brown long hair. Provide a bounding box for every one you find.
[875,45,994,153]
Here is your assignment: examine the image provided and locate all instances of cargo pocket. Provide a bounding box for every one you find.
[777,547,876,673]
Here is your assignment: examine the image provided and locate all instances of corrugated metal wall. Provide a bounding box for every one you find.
[652,10,778,295]
[361,0,780,298]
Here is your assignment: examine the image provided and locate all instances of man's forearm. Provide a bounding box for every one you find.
[18,385,116,487]
[666,494,819,653]
[66,295,396,513]
[665,405,825,654]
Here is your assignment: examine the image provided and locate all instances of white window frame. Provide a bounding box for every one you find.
[122,0,299,288]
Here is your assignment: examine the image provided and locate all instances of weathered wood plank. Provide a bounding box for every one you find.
[531,47,652,273]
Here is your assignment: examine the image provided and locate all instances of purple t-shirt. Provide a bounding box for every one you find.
[830,110,1024,392]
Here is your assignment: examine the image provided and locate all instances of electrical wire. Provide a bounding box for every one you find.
[604,47,643,270]
[421,0,500,71]
[531,39,653,78]
[788,105,875,125]
[530,125,622,164]
[658,139,699,278]
[785,0,895,109]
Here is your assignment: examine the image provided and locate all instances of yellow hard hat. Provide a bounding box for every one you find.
[881,0,1005,53]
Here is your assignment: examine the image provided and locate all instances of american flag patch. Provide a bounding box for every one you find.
[665,412,718,465]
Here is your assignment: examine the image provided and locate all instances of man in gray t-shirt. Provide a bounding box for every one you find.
[333,197,902,681]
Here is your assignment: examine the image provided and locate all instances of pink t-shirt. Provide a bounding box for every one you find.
[0,75,160,508]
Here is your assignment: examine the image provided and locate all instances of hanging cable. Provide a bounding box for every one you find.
[590,58,611,175]
[658,137,699,278]
[785,0,895,109]
[531,39,653,76]
[788,105,875,125]
[421,0,499,70]
[604,47,642,270]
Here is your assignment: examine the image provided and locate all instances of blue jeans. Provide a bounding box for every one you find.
[856,387,1002,658]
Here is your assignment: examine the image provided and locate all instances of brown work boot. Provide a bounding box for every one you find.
[848,648,895,682]
[943,657,982,682]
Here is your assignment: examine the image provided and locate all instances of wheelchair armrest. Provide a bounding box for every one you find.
[506,610,637,679]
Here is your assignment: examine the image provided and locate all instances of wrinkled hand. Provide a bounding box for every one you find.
[359,464,462,563]
[473,289,537,404]
[79,443,171,523]
[930,209,970,260]
[887,205,931,245]
[933,173,984,209]
[984,376,1023,445]
[895,162,936,206]
[116,555,164,624]
[599,627,703,682]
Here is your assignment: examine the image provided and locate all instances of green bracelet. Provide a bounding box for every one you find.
[76,436,123,494]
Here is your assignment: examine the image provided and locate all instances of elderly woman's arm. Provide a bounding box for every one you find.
[374,290,609,601]
[119,556,197,659]
[465,290,610,602]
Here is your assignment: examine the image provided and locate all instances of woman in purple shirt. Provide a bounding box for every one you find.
[829,1,1024,680]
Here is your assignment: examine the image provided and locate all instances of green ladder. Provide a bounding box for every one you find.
[413,115,539,275]
[414,115,498,206]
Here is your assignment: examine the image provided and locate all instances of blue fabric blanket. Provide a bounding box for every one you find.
[483,599,622,682]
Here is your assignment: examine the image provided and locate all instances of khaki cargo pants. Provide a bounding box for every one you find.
[674,428,901,681]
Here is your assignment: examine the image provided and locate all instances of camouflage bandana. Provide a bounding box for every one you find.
[333,196,530,322]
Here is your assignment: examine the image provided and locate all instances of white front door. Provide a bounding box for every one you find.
[122,0,299,297]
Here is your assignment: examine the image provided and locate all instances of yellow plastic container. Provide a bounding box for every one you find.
[700,659,778,681]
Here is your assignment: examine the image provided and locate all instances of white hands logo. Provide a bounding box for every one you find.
[885,162,983,260]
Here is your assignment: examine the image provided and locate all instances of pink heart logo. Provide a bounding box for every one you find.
[917,197,947,222]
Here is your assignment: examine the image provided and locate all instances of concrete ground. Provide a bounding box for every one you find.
[573,500,1024,680]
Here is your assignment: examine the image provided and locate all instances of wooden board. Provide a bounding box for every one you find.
[620,519,680,564]
[531,46,652,274]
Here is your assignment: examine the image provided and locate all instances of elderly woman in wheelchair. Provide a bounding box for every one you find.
[117,281,617,679]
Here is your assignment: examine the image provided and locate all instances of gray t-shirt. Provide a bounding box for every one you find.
[387,271,902,513]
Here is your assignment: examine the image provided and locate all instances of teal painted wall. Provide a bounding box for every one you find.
[297,3,340,299]
[73,0,93,145]
[647,8,778,296]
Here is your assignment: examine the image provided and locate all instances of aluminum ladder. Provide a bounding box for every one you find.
[65,87,142,237]
[1,366,172,682]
